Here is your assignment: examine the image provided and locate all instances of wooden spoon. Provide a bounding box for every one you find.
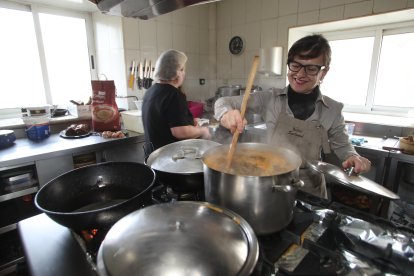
[226,56,260,171]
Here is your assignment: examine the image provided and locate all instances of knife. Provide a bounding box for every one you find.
[137,61,143,90]
[128,60,135,89]
[134,62,138,90]
[142,59,147,89]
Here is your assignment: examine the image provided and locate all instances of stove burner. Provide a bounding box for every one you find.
[71,226,111,272]
[21,186,412,276]
[151,184,204,203]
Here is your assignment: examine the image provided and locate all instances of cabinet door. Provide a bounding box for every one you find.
[36,156,74,187]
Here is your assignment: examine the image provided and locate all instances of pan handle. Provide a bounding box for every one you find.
[272,178,304,192]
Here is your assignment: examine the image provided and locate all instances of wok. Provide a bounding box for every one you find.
[35,162,155,230]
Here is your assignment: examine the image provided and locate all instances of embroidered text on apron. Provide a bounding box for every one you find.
[268,96,330,198]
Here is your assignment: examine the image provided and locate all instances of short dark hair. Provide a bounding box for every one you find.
[287,34,331,67]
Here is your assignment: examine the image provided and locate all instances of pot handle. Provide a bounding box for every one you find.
[172,146,201,161]
[272,178,304,192]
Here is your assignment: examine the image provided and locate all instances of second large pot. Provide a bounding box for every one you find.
[146,139,221,193]
[202,143,303,235]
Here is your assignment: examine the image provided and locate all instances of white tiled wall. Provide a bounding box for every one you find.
[93,0,413,107]
[215,0,414,92]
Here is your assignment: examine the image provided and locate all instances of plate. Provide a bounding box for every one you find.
[60,130,92,139]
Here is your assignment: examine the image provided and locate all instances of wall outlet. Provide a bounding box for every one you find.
[199,78,205,85]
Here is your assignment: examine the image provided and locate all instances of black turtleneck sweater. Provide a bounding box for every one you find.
[288,86,319,120]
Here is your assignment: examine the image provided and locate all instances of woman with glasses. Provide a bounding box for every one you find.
[142,49,210,155]
[214,34,371,198]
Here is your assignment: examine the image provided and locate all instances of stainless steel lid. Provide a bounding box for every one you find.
[308,160,400,200]
[97,201,259,276]
[146,139,221,174]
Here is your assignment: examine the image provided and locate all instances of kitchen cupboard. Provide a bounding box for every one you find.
[0,163,40,274]
[35,156,74,187]
[382,153,414,222]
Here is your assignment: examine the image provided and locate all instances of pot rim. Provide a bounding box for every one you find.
[201,142,302,177]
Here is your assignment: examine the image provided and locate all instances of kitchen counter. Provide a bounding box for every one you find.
[0,131,145,169]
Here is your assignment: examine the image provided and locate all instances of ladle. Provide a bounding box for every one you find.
[226,56,260,170]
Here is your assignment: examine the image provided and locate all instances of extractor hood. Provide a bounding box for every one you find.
[90,0,218,20]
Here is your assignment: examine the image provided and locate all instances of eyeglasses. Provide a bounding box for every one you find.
[287,61,326,76]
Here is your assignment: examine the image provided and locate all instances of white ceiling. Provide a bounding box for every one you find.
[7,0,99,12]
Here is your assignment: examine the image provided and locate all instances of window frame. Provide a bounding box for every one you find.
[322,22,414,116]
[288,10,414,118]
[0,2,96,118]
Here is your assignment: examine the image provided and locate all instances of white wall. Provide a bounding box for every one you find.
[93,0,414,109]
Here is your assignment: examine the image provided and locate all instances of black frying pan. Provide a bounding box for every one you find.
[35,162,155,230]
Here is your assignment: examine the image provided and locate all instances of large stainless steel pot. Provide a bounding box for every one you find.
[146,139,220,193]
[216,85,241,97]
[202,143,303,235]
[97,201,259,276]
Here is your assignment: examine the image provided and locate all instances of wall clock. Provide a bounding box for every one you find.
[229,36,244,55]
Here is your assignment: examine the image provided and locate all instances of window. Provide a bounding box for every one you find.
[289,10,414,117]
[323,35,374,108]
[322,27,414,115]
[0,3,95,115]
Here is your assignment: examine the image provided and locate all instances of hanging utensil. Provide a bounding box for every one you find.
[144,60,152,89]
[128,60,135,89]
[134,62,138,90]
[137,61,143,90]
[143,60,148,89]
[226,56,260,171]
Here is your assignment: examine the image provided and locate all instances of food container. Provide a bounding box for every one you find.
[23,115,50,141]
[22,105,52,117]
[120,110,144,133]
[67,104,91,118]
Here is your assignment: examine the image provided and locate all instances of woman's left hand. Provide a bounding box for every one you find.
[342,155,371,174]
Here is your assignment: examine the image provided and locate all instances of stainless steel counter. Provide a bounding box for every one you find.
[0,131,145,169]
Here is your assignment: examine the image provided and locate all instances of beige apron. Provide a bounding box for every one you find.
[269,97,330,198]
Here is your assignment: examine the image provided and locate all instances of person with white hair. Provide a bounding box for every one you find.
[142,49,210,154]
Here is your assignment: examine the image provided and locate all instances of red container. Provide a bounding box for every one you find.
[188,101,204,118]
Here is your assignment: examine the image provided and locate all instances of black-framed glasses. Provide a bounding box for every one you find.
[287,61,326,76]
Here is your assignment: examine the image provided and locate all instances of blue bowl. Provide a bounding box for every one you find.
[0,130,16,148]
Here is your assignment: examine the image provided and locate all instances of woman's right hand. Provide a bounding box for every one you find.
[220,110,247,134]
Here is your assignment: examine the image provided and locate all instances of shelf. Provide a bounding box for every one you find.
[0,186,39,202]
[0,194,41,230]
[0,223,16,235]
